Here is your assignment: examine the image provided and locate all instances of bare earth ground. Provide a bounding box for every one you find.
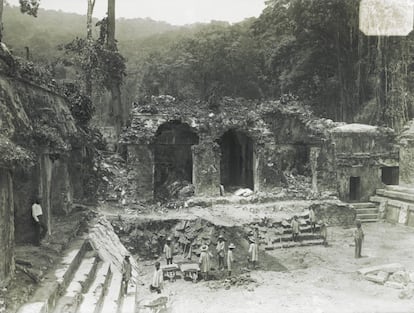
[136,222,414,313]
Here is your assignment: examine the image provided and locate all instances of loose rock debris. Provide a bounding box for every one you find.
[359,263,414,299]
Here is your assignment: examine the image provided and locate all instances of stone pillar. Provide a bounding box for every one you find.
[51,157,73,216]
[192,141,221,196]
[39,153,53,235]
[127,144,154,200]
[310,147,321,193]
[0,168,14,285]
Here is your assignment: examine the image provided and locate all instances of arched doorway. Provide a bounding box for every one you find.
[218,129,254,190]
[153,121,199,198]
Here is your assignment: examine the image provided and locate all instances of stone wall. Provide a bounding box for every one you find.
[13,167,38,244]
[127,145,154,200]
[336,166,382,202]
[51,157,73,215]
[0,168,14,285]
[192,141,221,196]
[331,124,399,201]
[310,201,356,226]
[399,121,414,185]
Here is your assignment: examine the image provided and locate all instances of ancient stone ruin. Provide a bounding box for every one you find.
[121,96,399,203]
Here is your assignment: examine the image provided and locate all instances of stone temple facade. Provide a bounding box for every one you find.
[121,96,399,202]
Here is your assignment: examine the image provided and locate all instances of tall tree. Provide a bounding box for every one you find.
[85,0,96,97]
[107,0,124,137]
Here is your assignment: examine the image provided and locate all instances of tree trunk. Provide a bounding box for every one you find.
[107,0,116,50]
[86,0,95,98]
[87,0,95,40]
[107,0,123,137]
[0,0,4,42]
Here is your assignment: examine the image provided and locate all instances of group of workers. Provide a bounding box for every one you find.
[31,199,365,296]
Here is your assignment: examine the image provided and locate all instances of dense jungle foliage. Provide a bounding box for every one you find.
[4,0,414,131]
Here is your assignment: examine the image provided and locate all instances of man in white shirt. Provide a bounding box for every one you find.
[150,261,163,293]
[32,198,47,246]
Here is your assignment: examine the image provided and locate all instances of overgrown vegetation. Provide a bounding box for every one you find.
[3,0,414,131]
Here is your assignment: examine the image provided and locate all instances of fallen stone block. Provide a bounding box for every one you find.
[409,272,414,283]
[357,263,404,276]
[385,281,405,289]
[399,288,414,300]
[364,271,389,284]
[389,271,410,285]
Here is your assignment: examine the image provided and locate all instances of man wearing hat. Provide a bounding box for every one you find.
[227,243,235,276]
[122,255,132,295]
[291,215,300,242]
[150,261,164,293]
[163,237,174,265]
[248,237,258,269]
[354,220,364,258]
[216,235,226,271]
[199,245,212,280]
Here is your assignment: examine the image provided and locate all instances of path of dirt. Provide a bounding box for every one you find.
[135,222,414,313]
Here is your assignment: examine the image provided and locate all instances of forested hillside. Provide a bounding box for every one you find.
[4,1,414,131]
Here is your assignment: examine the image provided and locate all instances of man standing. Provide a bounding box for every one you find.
[163,237,173,265]
[354,220,364,258]
[309,208,316,233]
[216,235,225,271]
[248,238,258,269]
[227,243,235,276]
[150,261,163,293]
[32,198,47,246]
[122,255,132,296]
[199,245,211,281]
[291,215,300,242]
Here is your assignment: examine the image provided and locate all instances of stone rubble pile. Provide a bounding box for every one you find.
[359,263,414,299]
[208,274,258,291]
[111,218,222,259]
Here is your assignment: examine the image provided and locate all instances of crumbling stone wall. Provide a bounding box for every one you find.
[127,145,154,200]
[0,74,79,243]
[0,168,14,285]
[192,141,221,196]
[331,124,399,201]
[122,98,339,199]
[13,168,38,243]
[51,157,73,215]
[399,121,414,185]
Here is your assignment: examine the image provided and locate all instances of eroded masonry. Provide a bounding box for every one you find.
[121,96,400,202]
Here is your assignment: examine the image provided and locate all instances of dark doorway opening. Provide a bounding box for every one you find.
[381,167,399,185]
[218,129,254,190]
[349,176,361,201]
[153,121,199,199]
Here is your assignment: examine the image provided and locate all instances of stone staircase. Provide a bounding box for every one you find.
[352,202,379,223]
[370,185,414,227]
[17,238,137,313]
[262,215,326,250]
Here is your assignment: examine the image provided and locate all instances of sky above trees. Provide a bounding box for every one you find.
[6,0,266,25]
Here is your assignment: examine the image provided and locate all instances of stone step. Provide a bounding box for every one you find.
[358,218,379,223]
[100,271,123,313]
[260,233,322,244]
[17,239,90,313]
[264,239,325,250]
[376,189,414,203]
[355,207,378,214]
[356,213,379,219]
[351,202,377,209]
[53,255,99,313]
[120,285,137,313]
[281,225,321,234]
[370,195,414,209]
[78,262,112,313]
[385,185,414,195]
